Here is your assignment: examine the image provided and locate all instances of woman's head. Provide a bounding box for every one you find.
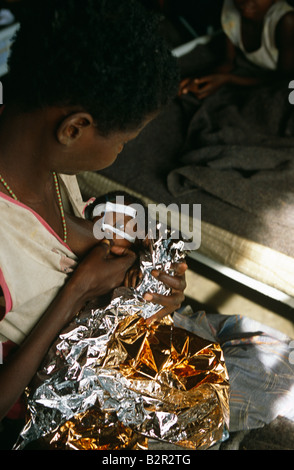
[233,0,279,21]
[6,0,179,136]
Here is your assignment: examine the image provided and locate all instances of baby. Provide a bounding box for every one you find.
[85,191,149,287]
[84,191,187,322]
[179,0,294,98]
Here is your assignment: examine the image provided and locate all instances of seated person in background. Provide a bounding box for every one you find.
[179,0,294,99]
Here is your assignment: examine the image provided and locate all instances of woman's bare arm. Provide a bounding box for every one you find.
[0,241,187,420]
[0,242,136,420]
[276,11,294,76]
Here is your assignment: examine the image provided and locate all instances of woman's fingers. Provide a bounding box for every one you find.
[178,77,193,95]
[73,240,137,301]
[144,289,185,308]
[149,273,186,292]
[151,263,187,291]
[143,262,187,324]
[146,306,175,325]
[99,238,112,255]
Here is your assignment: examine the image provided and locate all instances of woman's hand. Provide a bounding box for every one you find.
[144,262,188,325]
[70,241,137,305]
[73,240,187,325]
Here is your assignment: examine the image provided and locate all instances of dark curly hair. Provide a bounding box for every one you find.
[6,0,179,135]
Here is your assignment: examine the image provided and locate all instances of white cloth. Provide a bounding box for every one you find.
[221,0,294,70]
[0,174,85,345]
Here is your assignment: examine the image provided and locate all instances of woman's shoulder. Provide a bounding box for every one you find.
[277,9,294,30]
[275,10,294,48]
[269,1,294,28]
[221,0,241,47]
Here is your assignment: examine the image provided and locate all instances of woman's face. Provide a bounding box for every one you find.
[56,115,153,175]
[93,129,140,170]
[233,0,277,21]
[71,126,145,173]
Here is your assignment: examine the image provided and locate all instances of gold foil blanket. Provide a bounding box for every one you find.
[15,236,229,450]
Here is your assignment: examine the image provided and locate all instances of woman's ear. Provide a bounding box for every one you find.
[56,112,94,146]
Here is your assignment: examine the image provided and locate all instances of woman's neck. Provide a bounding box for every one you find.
[0,105,55,204]
[241,16,264,53]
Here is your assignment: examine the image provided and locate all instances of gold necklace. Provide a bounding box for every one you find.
[53,172,68,244]
[0,171,67,244]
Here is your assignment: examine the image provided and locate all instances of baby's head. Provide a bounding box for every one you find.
[85,191,147,248]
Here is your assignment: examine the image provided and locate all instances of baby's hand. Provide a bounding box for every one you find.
[124,264,142,288]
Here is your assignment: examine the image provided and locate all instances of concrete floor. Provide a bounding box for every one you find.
[184,269,294,338]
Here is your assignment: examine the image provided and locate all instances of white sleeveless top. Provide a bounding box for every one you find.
[0,174,86,345]
[221,0,294,70]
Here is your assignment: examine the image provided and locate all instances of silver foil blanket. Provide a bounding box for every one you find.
[15,236,230,450]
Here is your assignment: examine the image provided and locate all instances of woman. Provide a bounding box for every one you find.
[0,0,186,434]
[179,0,294,98]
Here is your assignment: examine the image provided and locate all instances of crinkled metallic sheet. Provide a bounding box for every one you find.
[15,237,230,450]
